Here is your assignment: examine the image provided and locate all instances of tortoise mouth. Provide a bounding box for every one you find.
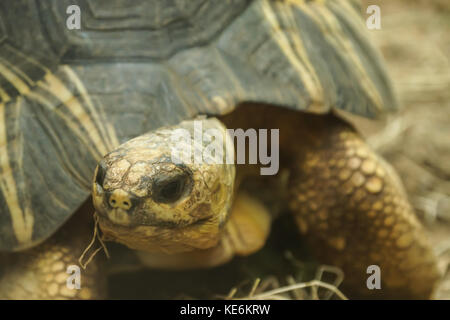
[96,212,221,254]
[96,205,214,229]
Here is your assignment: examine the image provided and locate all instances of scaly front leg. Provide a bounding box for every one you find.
[0,204,106,300]
[288,115,440,299]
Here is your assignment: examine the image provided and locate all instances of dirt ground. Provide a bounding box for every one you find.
[109,1,450,299]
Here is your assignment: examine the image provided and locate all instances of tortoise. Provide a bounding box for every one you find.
[0,0,441,299]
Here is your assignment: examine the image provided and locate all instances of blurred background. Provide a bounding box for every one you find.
[359,0,450,299]
[109,0,450,299]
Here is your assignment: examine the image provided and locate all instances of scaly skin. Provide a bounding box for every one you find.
[222,103,440,299]
[0,204,106,300]
[287,115,440,299]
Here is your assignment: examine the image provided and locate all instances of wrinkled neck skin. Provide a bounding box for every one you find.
[93,118,235,254]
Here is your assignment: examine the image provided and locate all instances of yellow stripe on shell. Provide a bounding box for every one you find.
[0,100,34,244]
[276,1,325,104]
[0,56,35,87]
[36,71,111,158]
[0,87,10,103]
[300,2,383,112]
[62,66,119,152]
[260,0,325,112]
[0,53,117,245]
[0,62,31,96]
[0,56,39,244]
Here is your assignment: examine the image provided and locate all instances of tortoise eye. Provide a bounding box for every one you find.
[95,162,107,187]
[153,172,191,204]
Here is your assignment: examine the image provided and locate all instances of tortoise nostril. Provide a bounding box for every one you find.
[108,197,117,207]
[108,190,133,210]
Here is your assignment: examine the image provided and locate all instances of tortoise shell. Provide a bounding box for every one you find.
[0,0,396,251]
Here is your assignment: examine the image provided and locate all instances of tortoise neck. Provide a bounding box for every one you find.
[219,103,350,170]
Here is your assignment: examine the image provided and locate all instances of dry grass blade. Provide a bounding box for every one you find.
[314,265,345,300]
[241,280,348,300]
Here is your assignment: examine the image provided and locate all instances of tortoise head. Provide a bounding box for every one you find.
[92,118,235,253]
